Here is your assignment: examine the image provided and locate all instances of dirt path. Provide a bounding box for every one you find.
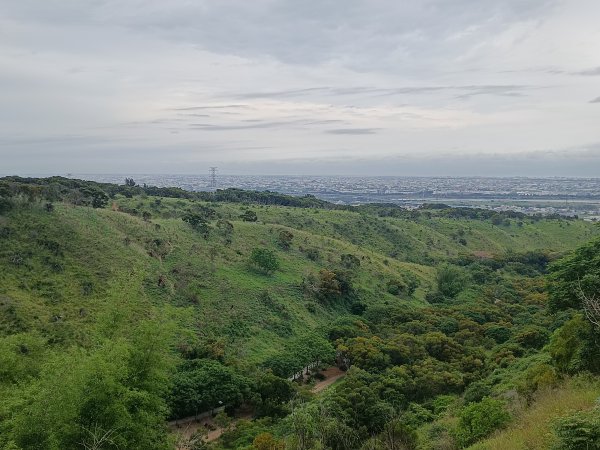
[171,412,253,447]
[311,366,346,393]
[171,367,346,448]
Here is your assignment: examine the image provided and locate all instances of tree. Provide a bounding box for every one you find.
[341,253,361,270]
[547,238,600,312]
[250,248,279,274]
[0,197,13,214]
[124,178,136,187]
[548,314,600,374]
[575,281,600,329]
[337,336,390,371]
[553,409,600,450]
[302,270,342,302]
[7,320,175,450]
[380,418,418,450]
[217,219,234,245]
[436,264,467,298]
[80,187,109,209]
[454,397,510,447]
[241,210,258,222]
[253,433,285,450]
[182,213,210,239]
[277,229,294,250]
[254,372,295,417]
[169,359,250,419]
[0,183,13,214]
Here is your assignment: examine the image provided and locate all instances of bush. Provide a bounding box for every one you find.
[548,315,600,374]
[277,229,293,250]
[426,291,447,304]
[553,408,600,450]
[437,264,467,298]
[387,279,406,296]
[485,325,511,344]
[182,213,210,238]
[240,210,258,222]
[454,397,511,447]
[341,253,361,270]
[250,248,279,274]
[0,197,14,214]
[302,247,321,261]
[463,381,492,404]
[514,325,550,349]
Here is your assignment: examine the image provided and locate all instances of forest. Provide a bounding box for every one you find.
[1,177,599,450]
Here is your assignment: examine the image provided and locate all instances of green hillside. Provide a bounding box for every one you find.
[1,177,599,449]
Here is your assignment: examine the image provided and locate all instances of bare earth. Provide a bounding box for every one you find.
[311,366,345,393]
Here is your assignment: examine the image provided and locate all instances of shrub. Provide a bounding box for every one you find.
[514,325,550,349]
[387,279,406,296]
[341,253,360,270]
[252,432,285,450]
[426,291,447,304]
[548,315,600,374]
[454,397,511,447]
[250,248,279,274]
[485,325,511,344]
[463,381,492,404]
[240,210,258,222]
[437,264,467,298]
[277,229,294,250]
[517,363,559,399]
[553,408,600,450]
[182,213,210,238]
[302,247,321,261]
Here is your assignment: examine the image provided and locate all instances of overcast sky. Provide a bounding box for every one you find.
[1,0,599,176]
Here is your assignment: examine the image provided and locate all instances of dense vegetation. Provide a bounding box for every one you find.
[0,177,599,449]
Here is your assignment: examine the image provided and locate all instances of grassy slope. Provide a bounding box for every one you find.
[1,196,598,365]
[468,378,600,450]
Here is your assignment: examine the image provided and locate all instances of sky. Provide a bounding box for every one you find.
[1,0,600,176]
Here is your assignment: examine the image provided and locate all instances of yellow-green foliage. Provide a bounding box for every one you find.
[468,377,600,450]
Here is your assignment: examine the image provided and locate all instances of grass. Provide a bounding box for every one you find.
[1,196,598,366]
[468,377,600,450]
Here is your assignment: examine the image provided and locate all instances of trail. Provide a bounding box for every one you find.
[170,367,346,448]
[310,366,345,393]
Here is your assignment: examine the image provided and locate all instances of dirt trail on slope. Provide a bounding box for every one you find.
[311,366,346,393]
[171,367,346,448]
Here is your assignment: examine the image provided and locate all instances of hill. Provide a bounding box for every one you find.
[0,176,599,449]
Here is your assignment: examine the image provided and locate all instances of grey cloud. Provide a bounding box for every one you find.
[590,97,600,103]
[235,87,329,99]
[1,0,599,176]
[188,120,303,131]
[170,105,251,111]
[228,85,534,102]
[2,0,556,71]
[326,128,379,135]
[576,67,600,76]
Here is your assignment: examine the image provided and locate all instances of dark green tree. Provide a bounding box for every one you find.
[182,213,210,239]
[250,248,279,274]
[240,210,258,222]
[277,229,294,250]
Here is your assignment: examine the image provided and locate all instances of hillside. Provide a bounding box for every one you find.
[1,177,599,449]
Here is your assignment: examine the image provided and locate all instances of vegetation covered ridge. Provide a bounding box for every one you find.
[0,176,599,449]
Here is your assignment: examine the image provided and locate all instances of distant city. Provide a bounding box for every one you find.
[54,174,600,220]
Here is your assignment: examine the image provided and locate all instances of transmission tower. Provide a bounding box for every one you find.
[209,167,218,188]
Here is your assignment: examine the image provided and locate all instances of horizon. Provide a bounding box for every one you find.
[3,172,600,180]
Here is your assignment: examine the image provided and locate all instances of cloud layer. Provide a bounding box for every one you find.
[1,0,599,175]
